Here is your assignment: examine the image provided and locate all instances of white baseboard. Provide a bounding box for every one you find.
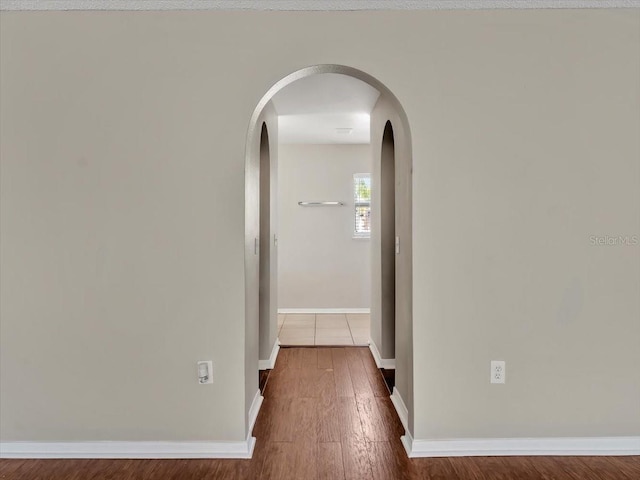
[0,440,256,459]
[6,435,633,460]
[404,436,640,458]
[401,430,414,457]
[368,341,395,369]
[278,308,370,314]
[258,339,280,370]
[390,387,408,431]
[0,392,267,460]
[247,389,263,438]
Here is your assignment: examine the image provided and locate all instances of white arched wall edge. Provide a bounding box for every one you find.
[244,64,414,446]
[244,101,278,449]
[379,121,397,362]
[369,92,414,442]
[258,122,280,371]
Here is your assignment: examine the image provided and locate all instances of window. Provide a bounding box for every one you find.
[353,173,371,238]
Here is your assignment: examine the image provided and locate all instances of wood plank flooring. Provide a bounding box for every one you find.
[1,347,638,479]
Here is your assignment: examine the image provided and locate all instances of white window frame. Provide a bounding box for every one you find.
[353,173,371,239]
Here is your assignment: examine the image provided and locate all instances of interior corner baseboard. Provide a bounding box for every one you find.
[247,389,264,440]
[390,387,409,431]
[244,398,260,458]
[404,436,640,458]
[401,430,414,457]
[368,341,395,370]
[0,440,255,459]
[278,308,370,314]
[258,340,280,370]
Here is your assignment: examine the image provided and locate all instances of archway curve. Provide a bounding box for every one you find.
[244,64,414,445]
[245,64,412,155]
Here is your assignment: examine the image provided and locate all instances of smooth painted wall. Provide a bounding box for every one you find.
[370,93,414,431]
[278,143,371,309]
[1,9,638,443]
[258,118,279,364]
[245,102,279,426]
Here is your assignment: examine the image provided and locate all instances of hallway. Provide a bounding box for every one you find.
[251,346,400,479]
[277,314,370,346]
[1,347,638,479]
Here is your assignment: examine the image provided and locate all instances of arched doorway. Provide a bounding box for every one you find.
[244,65,414,445]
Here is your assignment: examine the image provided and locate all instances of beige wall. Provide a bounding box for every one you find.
[1,9,638,443]
[277,143,371,309]
[410,10,640,439]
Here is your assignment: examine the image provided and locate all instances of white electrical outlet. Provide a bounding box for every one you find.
[491,360,505,384]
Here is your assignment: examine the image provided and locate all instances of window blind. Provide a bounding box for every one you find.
[354,173,371,237]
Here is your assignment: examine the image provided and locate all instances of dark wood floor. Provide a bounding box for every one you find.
[1,346,638,479]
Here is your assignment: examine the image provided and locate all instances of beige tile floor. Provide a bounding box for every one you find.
[277,313,370,346]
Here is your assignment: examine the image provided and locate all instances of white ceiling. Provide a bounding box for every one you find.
[278,113,372,144]
[2,1,636,10]
[271,73,380,144]
[271,73,381,116]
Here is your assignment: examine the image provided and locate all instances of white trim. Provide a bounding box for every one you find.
[5,435,634,460]
[391,386,412,458]
[401,430,414,457]
[368,340,396,369]
[0,440,256,459]
[278,308,370,314]
[404,436,640,458]
[245,436,256,457]
[247,389,264,437]
[390,387,408,431]
[258,339,280,370]
[1,1,636,11]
